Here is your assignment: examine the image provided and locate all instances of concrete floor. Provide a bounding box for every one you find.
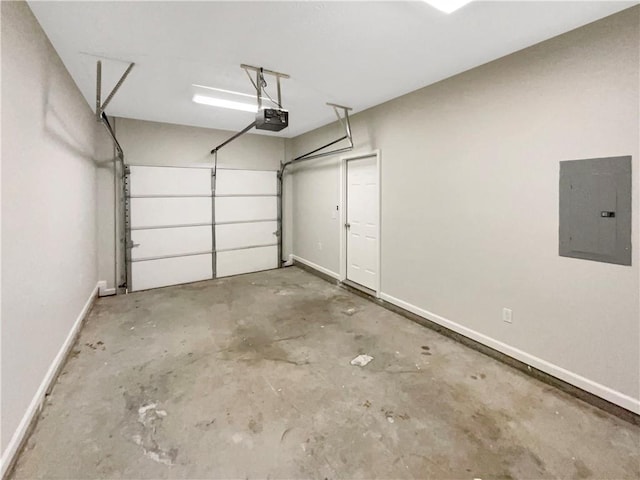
[10,267,640,479]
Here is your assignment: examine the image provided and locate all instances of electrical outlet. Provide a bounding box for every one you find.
[317,241,323,251]
[502,308,513,324]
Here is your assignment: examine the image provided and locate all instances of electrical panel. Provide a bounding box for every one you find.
[255,108,288,131]
[559,155,632,266]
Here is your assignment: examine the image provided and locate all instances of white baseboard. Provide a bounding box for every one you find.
[291,255,340,280]
[379,292,640,415]
[97,280,116,297]
[0,283,100,478]
[289,256,639,414]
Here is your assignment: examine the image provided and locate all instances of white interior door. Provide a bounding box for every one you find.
[346,155,379,291]
[215,169,279,277]
[129,166,213,291]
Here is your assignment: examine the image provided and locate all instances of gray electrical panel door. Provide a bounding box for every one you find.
[559,156,632,266]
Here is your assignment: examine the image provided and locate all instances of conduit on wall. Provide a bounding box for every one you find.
[277,103,353,266]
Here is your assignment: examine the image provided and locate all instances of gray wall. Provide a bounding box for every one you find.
[97,118,287,289]
[1,0,112,463]
[288,7,640,410]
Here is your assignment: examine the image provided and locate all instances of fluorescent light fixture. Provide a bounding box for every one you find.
[192,84,276,105]
[192,94,258,113]
[193,84,254,99]
[423,0,474,14]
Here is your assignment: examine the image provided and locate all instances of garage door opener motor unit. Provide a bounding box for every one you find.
[256,108,288,131]
[211,64,290,154]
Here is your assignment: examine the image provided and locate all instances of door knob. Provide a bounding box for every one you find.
[345,223,351,228]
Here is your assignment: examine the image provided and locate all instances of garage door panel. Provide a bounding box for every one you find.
[132,254,212,291]
[132,226,212,260]
[130,166,211,196]
[215,222,277,251]
[215,197,277,224]
[216,169,277,196]
[216,246,278,278]
[131,197,212,229]
[128,165,279,290]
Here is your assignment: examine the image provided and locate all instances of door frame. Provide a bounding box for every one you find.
[339,150,382,297]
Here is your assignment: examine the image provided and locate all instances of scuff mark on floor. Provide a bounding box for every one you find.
[280,427,292,443]
[132,434,178,466]
[138,403,167,425]
[130,401,177,466]
[275,289,295,296]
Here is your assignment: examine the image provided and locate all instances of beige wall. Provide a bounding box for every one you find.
[115,117,285,170]
[288,7,640,411]
[97,118,287,289]
[1,0,112,468]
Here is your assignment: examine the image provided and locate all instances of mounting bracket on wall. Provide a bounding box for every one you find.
[95,60,135,294]
[282,103,353,170]
[277,102,354,267]
[95,60,135,158]
[210,64,290,155]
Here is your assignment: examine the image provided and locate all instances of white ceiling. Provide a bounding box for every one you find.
[29,1,636,138]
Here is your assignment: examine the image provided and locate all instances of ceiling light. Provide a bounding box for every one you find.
[423,0,474,14]
[192,84,275,105]
[192,94,258,113]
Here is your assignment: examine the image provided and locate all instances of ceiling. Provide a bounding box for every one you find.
[29,1,636,138]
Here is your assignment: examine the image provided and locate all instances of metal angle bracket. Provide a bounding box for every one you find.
[95,60,135,159]
[241,63,290,110]
[96,60,135,120]
[276,102,354,269]
[95,60,135,295]
[327,102,353,144]
[327,102,352,130]
[122,163,132,294]
[281,102,354,170]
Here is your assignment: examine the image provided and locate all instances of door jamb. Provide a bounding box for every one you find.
[339,150,381,297]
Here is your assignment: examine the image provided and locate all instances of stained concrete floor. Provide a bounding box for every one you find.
[10,267,640,479]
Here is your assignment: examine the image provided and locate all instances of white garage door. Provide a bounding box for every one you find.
[127,166,279,291]
[129,166,214,291]
[215,169,279,277]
